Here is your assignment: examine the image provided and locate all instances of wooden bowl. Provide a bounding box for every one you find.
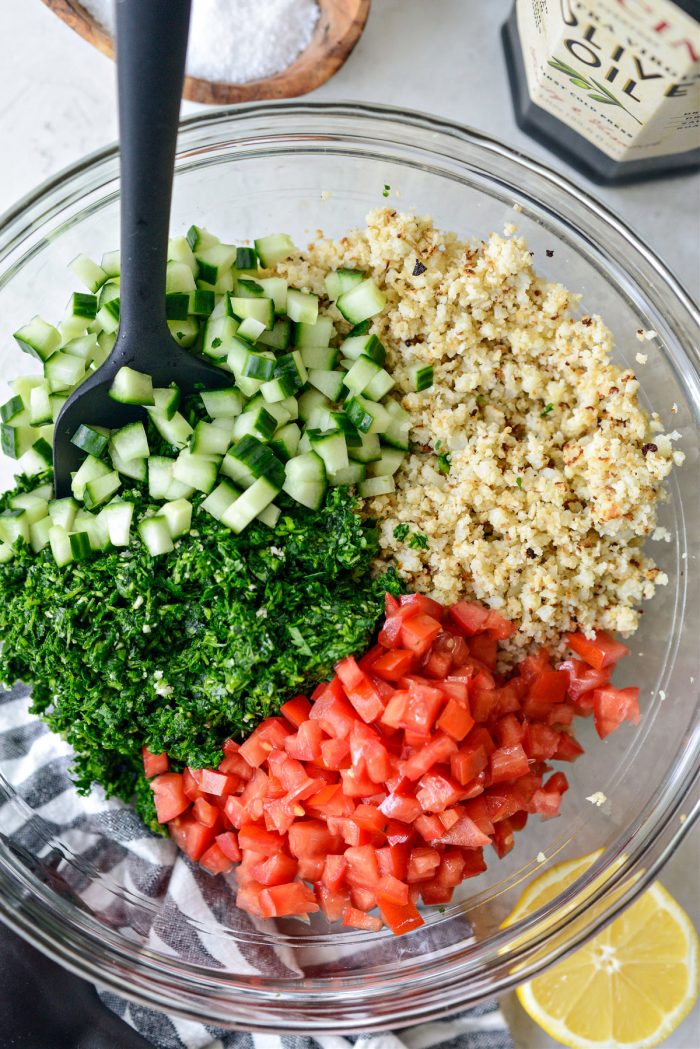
[41,0,370,104]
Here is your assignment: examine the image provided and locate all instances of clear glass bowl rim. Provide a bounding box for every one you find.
[0,100,698,1033]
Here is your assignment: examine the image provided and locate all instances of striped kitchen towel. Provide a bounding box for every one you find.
[0,683,513,1049]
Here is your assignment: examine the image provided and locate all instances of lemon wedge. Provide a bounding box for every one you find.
[508,854,698,1049]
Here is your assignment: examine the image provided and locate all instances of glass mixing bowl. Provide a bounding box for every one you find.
[0,102,698,1034]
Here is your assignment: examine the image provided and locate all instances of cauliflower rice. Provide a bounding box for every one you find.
[277,209,683,652]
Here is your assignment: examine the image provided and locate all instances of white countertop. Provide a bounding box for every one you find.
[1,1,698,1046]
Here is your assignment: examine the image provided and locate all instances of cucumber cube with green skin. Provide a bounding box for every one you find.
[166,260,197,294]
[10,492,50,524]
[60,315,89,343]
[48,525,73,566]
[366,448,406,477]
[324,268,366,301]
[260,375,297,403]
[257,503,281,528]
[161,498,193,538]
[328,462,366,486]
[98,278,120,308]
[237,316,266,343]
[1,396,27,424]
[300,346,339,371]
[186,225,220,253]
[232,406,277,443]
[298,388,331,423]
[257,317,292,350]
[220,476,279,534]
[29,515,53,553]
[70,423,110,457]
[62,333,99,361]
[109,366,155,406]
[27,437,53,470]
[343,395,390,434]
[71,454,112,501]
[147,409,193,450]
[50,393,69,422]
[188,289,215,316]
[99,500,134,547]
[138,516,174,557]
[152,385,181,420]
[201,479,240,521]
[48,497,78,530]
[274,350,307,394]
[235,246,258,271]
[83,471,122,511]
[69,292,98,319]
[282,451,327,511]
[229,296,275,331]
[69,253,107,292]
[294,317,335,348]
[409,363,434,392]
[190,420,232,457]
[254,233,296,268]
[13,317,61,362]
[0,542,15,563]
[1,425,36,459]
[308,369,346,402]
[256,277,288,314]
[165,292,190,320]
[202,315,239,359]
[195,244,237,285]
[336,279,386,324]
[172,450,219,494]
[364,367,395,402]
[222,435,285,490]
[309,429,349,474]
[343,355,382,396]
[147,457,176,500]
[200,387,244,419]
[45,352,86,393]
[95,298,121,334]
[100,249,121,277]
[286,288,319,325]
[0,510,30,547]
[168,318,200,347]
[111,421,150,462]
[74,509,110,552]
[269,422,301,462]
[380,396,411,450]
[243,352,275,381]
[108,442,148,482]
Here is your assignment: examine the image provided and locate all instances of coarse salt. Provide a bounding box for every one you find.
[81,0,319,84]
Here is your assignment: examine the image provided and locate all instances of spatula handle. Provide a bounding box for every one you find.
[115,0,191,336]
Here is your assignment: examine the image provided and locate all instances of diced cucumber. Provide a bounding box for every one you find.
[71,455,112,501]
[298,430,312,454]
[343,395,390,435]
[50,392,69,422]
[269,421,301,461]
[168,318,200,347]
[348,430,382,463]
[13,317,61,362]
[409,363,434,392]
[161,498,192,538]
[286,288,319,325]
[298,388,331,423]
[109,366,154,406]
[165,292,190,320]
[381,397,411,450]
[321,411,362,447]
[45,351,86,392]
[95,297,120,334]
[190,419,232,456]
[59,314,89,343]
[336,279,386,324]
[152,385,181,420]
[1,425,35,459]
[308,429,349,473]
[257,503,281,528]
[236,246,258,272]
[195,243,237,285]
[359,475,396,498]
[328,462,366,486]
[166,260,197,294]
[0,542,14,563]
[258,317,292,350]
[366,448,406,477]
[83,471,121,511]
[28,483,54,501]
[234,278,266,299]
[343,355,382,395]
[69,254,107,292]
[300,345,339,370]
[63,333,99,361]
[188,289,215,316]
[294,317,335,348]
[29,515,53,553]
[222,435,285,490]
[71,423,110,457]
[98,278,120,309]
[49,524,82,566]
[201,387,244,419]
[48,497,78,530]
[186,225,220,252]
[101,249,121,277]
[10,375,43,403]
[201,479,240,521]
[364,367,395,401]
[108,442,147,482]
[308,369,346,401]
[100,499,134,546]
[147,456,176,500]
[256,277,288,314]
[28,436,53,470]
[74,508,110,552]
[1,396,28,425]
[232,406,277,443]
[273,350,307,395]
[8,493,48,526]
[260,376,296,403]
[324,268,365,301]
[220,476,279,534]
[254,233,296,268]
[68,292,98,320]
[172,450,219,494]
[202,315,239,360]
[148,409,193,449]
[261,402,292,430]
[110,421,149,462]
[229,296,275,331]
[243,352,276,381]
[237,316,266,343]
[0,509,30,547]
[138,515,174,556]
[283,452,327,511]
[278,395,299,422]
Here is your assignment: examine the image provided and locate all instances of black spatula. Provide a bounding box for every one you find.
[52,0,228,498]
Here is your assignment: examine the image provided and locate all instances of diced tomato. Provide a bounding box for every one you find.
[189,767,235,797]
[448,600,491,636]
[416,770,462,813]
[199,842,235,875]
[342,906,383,932]
[517,647,552,685]
[437,698,475,741]
[193,796,220,828]
[399,682,445,735]
[484,786,522,823]
[380,690,410,729]
[372,649,416,681]
[358,643,386,674]
[376,874,409,905]
[555,732,585,762]
[297,855,326,881]
[238,824,285,857]
[248,853,298,886]
[567,630,630,670]
[468,633,498,669]
[378,897,424,935]
[435,677,470,704]
[385,592,400,617]
[343,844,380,889]
[288,820,342,857]
[259,881,319,918]
[491,819,515,858]
[309,682,358,739]
[317,884,351,922]
[182,767,202,802]
[142,746,169,778]
[407,847,441,882]
[352,803,385,834]
[400,593,445,619]
[423,633,455,679]
[401,614,443,657]
[168,812,216,861]
[450,742,488,786]
[322,853,347,891]
[523,670,569,718]
[379,792,422,823]
[437,816,491,848]
[218,752,254,779]
[284,720,324,761]
[593,686,640,739]
[280,695,312,728]
[523,722,561,760]
[215,831,241,863]
[413,813,445,842]
[320,737,351,770]
[530,789,563,819]
[385,819,414,846]
[489,743,530,785]
[238,718,291,768]
[402,732,458,780]
[151,772,189,823]
[557,658,612,700]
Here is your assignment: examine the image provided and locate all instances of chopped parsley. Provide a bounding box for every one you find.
[383,184,391,198]
[437,452,451,475]
[211,336,222,349]
[540,403,554,417]
[516,476,523,488]
[408,532,429,550]
[393,523,410,541]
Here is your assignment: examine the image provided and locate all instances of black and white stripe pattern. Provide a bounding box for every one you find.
[0,684,513,1049]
